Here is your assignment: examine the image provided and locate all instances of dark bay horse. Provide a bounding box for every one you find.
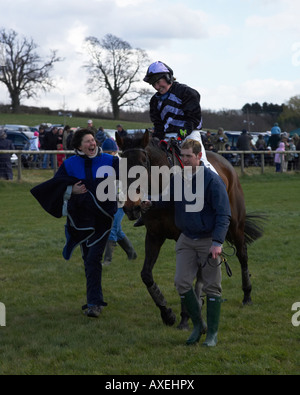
[116,130,265,327]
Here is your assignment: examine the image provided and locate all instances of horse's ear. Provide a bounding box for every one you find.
[141,129,150,148]
[115,132,123,149]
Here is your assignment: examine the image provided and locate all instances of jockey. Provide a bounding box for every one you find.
[144,61,202,141]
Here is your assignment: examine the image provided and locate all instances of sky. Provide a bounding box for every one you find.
[1,0,300,113]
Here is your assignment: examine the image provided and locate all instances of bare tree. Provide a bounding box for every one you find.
[0,29,62,113]
[84,34,152,119]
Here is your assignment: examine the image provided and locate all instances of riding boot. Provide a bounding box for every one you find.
[202,295,222,347]
[117,235,137,260]
[134,217,144,227]
[180,288,206,345]
[102,240,116,266]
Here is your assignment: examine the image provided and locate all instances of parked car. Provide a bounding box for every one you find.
[224,131,270,150]
[2,124,34,139]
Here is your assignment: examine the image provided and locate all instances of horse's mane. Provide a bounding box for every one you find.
[121,132,167,164]
[121,132,146,150]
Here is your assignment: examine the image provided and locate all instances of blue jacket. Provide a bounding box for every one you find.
[153,165,231,244]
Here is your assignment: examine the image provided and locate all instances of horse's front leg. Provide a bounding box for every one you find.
[141,231,176,326]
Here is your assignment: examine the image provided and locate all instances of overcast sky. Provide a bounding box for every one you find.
[1,0,300,113]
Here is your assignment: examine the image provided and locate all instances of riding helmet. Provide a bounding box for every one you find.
[143,61,174,85]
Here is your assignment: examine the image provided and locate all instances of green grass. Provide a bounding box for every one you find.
[0,113,151,131]
[0,171,300,375]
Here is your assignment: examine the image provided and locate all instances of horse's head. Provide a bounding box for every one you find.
[116,130,150,220]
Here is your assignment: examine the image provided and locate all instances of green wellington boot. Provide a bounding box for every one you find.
[202,295,222,347]
[180,288,206,345]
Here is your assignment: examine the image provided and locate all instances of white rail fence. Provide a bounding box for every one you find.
[1,149,300,181]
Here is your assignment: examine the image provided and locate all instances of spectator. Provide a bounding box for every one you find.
[255,134,267,151]
[287,138,297,171]
[87,120,97,133]
[223,143,234,165]
[274,142,286,172]
[38,126,46,150]
[30,131,40,166]
[96,127,107,146]
[292,134,299,171]
[271,122,281,135]
[0,129,14,180]
[116,124,127,138]
[268,128,281,150]
[62,125,71,150]
[236,129,255,167]
[42,127,59,169]
[212,128,228,153]
[202,130,214,150]
[101,138,137,265]
[56,143,65,167]
[57,128,64,145]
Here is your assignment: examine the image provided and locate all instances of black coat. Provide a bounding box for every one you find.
[150,81,202,139]
[43,131,58,150]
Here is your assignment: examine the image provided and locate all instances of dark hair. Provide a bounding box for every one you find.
[72,128,95,150]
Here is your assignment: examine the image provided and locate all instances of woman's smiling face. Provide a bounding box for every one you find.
[79,134,97,156]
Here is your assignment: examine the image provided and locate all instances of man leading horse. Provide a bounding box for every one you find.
[141,61,231,346]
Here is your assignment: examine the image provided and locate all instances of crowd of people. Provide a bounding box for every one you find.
[26,121,129,170]
[200,124,300,172]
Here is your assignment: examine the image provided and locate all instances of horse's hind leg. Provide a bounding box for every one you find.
[141,232,176,326]
[234,236,252,305]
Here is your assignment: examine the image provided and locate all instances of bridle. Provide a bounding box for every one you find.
[121,147,151,174]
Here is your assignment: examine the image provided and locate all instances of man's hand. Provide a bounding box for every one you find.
[209,245,222,260]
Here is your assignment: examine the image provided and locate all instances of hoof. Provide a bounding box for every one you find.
[177,320,190,331]
[242,297,253,306]
[161,308,176,326]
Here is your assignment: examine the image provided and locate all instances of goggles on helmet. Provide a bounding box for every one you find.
[143,61,173,84]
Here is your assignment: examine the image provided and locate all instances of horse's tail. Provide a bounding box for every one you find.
[244,213,267,245]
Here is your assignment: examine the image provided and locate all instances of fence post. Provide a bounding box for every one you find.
[240,153,245,174]
[261,153,265,174]
[17,153,22,181]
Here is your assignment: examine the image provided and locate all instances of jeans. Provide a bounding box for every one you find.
[109,208,125,242]
[42,153,54,169]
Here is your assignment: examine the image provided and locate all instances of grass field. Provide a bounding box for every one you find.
[0,113,151,131]
[0,170,300,375]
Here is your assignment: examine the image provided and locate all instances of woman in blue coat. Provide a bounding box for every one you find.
[31,129,119,318]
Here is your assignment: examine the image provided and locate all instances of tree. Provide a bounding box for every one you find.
[279,95,300,130]
[84,34,151,119]
[0,29,61,113]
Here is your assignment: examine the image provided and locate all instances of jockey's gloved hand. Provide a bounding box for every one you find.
[179,129,188,138]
